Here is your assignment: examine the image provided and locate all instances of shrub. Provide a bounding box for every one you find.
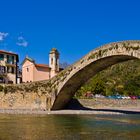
[0,85,3,92]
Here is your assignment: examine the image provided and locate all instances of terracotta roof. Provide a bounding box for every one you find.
[21,57,50,69]
[35,64,50,68]
[0,50,18,56]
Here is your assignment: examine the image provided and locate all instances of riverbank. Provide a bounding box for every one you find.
[77,98,140,111]
[0,98,140,115]
[0,109,139,115]
[0,109,122,115]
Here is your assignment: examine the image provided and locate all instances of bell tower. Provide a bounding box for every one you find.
[49,48,60,78]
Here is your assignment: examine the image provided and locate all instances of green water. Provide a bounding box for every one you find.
[0,114,139,140]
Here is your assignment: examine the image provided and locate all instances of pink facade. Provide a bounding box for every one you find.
[22,48,62,83]
[22,59,51,82]
[33,64,50,82]
[22,60,34,82]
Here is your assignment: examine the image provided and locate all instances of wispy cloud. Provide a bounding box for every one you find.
[16,36,28,47]
[0,32,9,41]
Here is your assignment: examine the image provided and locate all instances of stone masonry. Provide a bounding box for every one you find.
[1,40,140,110]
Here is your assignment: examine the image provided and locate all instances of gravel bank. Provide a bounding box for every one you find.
[0,109,125,115]
[78,98,140,111]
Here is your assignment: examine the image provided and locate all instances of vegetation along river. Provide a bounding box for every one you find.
[0,114,139,140]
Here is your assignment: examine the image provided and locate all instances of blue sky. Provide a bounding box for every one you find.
[0,0,140,65]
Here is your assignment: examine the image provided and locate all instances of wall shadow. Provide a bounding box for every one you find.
[65,98,91,110]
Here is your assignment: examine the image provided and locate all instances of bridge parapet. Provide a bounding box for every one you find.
[56,41,140,89]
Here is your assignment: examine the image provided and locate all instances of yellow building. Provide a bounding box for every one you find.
[0,50,19,84]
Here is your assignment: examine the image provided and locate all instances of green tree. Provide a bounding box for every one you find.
[75,60,140,98]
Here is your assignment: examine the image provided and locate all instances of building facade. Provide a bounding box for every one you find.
[22,48,62,82]
[0,50,19,84]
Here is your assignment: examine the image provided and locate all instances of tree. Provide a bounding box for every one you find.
[89,77,106,95]
[75,59,140,98]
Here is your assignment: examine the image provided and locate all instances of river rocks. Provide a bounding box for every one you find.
[78,98,140,110]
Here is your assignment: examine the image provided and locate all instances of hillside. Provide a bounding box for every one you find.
[75,59,140,97]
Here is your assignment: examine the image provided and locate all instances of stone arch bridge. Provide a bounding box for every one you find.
[3,40,140,110]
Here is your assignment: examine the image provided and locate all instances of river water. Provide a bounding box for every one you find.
[0,114,139,140]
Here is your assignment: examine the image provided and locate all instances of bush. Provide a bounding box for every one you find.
[0,85,3,92]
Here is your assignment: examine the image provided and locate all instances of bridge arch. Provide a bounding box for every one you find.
[51,41,140,110]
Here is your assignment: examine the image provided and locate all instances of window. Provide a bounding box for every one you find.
[11,67,14,74]
[7,67,10,73]
[7,55,9,63]
[12,56,14,64]
[0,66,6,74]
[7,66,14,73]
[0,54,4,61]
[56,58,57,66]
[51,58,53,65]
[27,68,29,72]
[0,77,4,83]
[7,67,11,73]
[7,55,15,64]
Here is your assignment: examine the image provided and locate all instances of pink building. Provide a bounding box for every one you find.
[22,48,62,82]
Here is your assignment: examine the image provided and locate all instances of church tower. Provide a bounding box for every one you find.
[49,48,60,78]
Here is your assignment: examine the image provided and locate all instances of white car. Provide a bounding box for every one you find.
[121,96,130,99]
[94,94,105,98]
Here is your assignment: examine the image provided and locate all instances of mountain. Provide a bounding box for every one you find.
[75,59,140,97]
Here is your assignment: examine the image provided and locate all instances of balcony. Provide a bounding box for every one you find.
[6,63,16,67]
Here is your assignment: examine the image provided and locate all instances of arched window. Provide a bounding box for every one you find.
[56,58,57,66]
[51,58,53,64]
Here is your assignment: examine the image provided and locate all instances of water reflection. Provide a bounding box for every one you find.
[0,114,139,140]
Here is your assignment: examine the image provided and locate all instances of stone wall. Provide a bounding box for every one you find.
[0,91,46,110]
[0,83,53,110]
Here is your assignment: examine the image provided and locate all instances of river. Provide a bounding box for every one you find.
[0,114,139,140]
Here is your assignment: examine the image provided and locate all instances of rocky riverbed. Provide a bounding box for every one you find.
[78,98,140,110]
